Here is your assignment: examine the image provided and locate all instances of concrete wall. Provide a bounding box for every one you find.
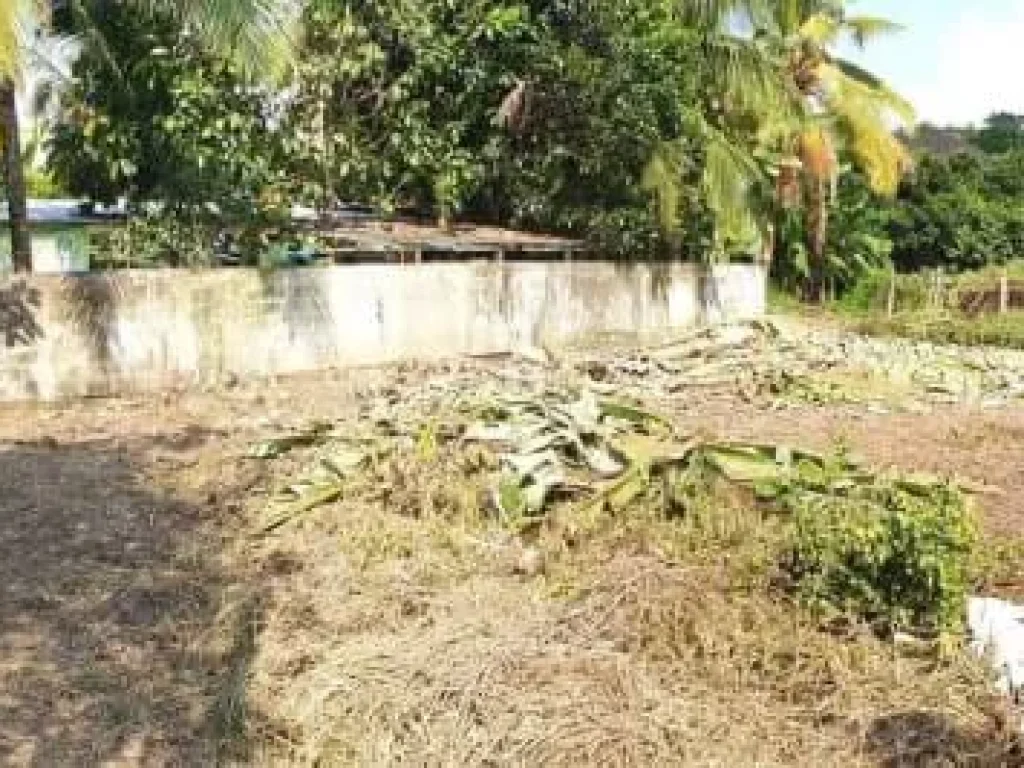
[0,262,765,401]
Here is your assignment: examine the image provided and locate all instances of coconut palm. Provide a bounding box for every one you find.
[1,0,301,271]
[652,0,914,299]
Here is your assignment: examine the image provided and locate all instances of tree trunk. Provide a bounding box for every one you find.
[759,223,775,267]
[437,206,452,234]
[805,179,828,303]
[1,80,31,272]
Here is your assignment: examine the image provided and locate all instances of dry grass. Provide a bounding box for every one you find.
[241,439,1023,768]
[8,355,1024,766]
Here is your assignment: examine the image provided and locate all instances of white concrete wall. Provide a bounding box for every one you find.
[0,262,765,401]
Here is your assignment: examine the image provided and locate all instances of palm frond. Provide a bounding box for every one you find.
[642,140,688,233]
[144,0,303,77]
[831,57,915,123]
[676,0,743,28]
[818,63,912,196]
[0,0,35,83]
[799,12,840,46]
[64,0,126,80]
[843,15,904,49]
[704,34,798,121]
[676,0,774,31]
[777,0,806,36]
[701,125,767,252]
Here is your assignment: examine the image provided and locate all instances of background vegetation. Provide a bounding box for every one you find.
[1,2,1021,293]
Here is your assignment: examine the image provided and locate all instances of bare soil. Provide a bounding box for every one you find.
[2,356,1023,766]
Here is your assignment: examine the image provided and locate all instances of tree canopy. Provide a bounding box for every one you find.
[18,0,1017,290]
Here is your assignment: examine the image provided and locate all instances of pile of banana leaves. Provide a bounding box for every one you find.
[248,387,968,533]
[459,389,944,521]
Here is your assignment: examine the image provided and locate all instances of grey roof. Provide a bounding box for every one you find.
[0,199,126,225]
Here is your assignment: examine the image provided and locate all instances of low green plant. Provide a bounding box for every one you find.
[853,312,1024,350]
[787,477,976,635]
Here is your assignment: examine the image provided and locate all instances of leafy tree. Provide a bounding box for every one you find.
[1,0,300,271]
[261,0,707,255]
[491,0,709,257]
[49,2,286,220]
[654,0,912,296]
[971,112,1024,155]
[284,0,532,226]
[888,151,1024,272]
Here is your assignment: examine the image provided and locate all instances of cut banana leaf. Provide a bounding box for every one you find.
[701,444,789,484]
[596,467,650,513]
[319,447,369,478]
[524,466,566,513]
[563,391,602,431]
[465,422,516,443]
[581,444,626,478]
[599,400,672,433]
[497,476,528,518]
[504,449,561,479]
[614,433,697,470]
[516,431,563,456]
[259,482,344,534]
[249,421,333,458]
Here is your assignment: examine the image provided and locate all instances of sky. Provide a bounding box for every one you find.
[839,0,1024,127]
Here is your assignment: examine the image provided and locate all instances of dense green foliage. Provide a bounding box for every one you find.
[789,474,976,634]
[47,0,710,258]
[28,0,1018,280]
[889,149,1024,273]
[772,172,894,294]
[777,112,1024,292]
[49,2,286,218]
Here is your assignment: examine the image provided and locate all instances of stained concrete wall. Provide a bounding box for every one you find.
[0,262,765,401]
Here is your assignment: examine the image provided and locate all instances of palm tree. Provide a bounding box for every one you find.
[1,1,33,270]
[653,0,914,299]
[0,0,300,272]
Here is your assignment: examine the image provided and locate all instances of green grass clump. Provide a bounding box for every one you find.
[852,312,1024,349]
[787,478,977,636]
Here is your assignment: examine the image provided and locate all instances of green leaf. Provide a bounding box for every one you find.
[259,482,344,534]
[599,400,672,433]
[248,422,332,458]
[497,475,528,518]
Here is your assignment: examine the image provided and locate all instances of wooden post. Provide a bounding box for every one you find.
[886,275,896,318]
[1000,271,1009,314]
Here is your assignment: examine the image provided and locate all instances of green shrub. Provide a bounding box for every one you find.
[788,478,976,635]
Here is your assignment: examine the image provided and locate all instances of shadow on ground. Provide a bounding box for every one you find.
[866,710,1023,767]
[0,434,260,766]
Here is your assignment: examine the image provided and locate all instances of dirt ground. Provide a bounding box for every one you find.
[2,345,1024,766]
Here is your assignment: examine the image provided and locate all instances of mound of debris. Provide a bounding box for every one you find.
[574,319,1024,409]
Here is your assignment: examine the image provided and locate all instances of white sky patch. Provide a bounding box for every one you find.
[836,0,1024,126]
[910,1,1024,125]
